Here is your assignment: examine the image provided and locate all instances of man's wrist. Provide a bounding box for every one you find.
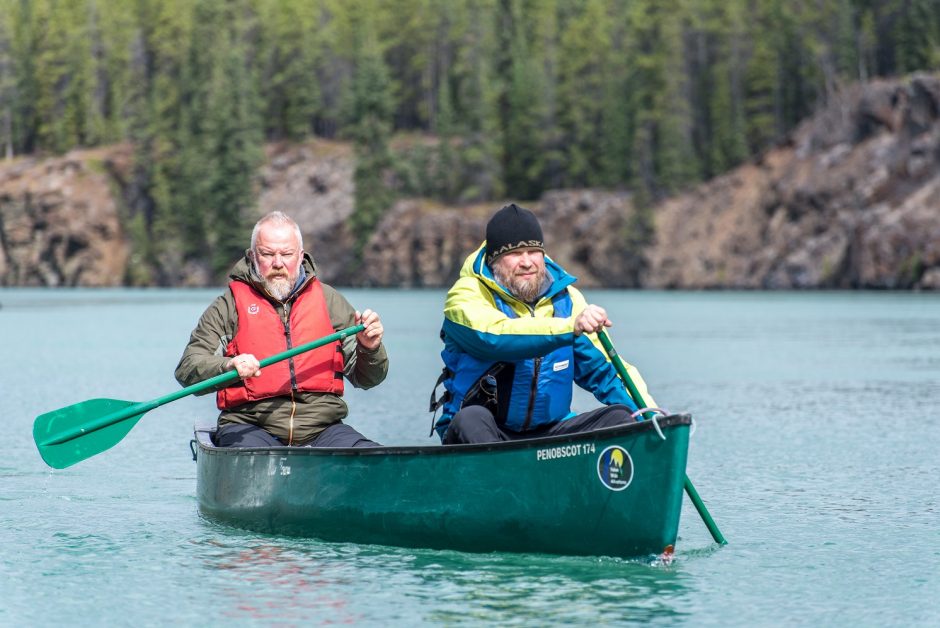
[357,342,382,355]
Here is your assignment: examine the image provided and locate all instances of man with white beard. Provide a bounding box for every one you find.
[430,203,656,444]
[176,211,388,447]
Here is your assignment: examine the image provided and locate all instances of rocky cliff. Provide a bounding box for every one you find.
[360,190,643,288]
[648,72,940,289]
[2,74,938,289]
[0,147,128,286]
[256,140,359,284]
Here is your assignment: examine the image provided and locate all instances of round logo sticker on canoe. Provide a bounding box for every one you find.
[597,446,634,491]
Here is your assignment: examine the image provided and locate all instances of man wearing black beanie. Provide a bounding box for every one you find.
[430,203,657,444]
[484,203,545,263]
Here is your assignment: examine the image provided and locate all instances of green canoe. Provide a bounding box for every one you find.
[193,414,691,558]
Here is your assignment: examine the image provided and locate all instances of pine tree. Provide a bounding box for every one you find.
[498,0,553,201]
[624,0,696,198]
[176,0,263,279]
[435,72,460,202]
[256,0,322,141]
[892,0,940,73]
[124,0,193,284]
[769,0,818,132]
[0,0,14,159]
[207,15,263,276]
[557,0,612,187]
[743,29,779,151]
[9,0,40,154]
[833,0,860,81]
[94,0,136,144]
[598,1,632,188]
[451,0,503,201]
[343,7,396,259]
[29,0,98,151]
[375,0,435,129]
[31,0,71,151]
[694,0,749,177]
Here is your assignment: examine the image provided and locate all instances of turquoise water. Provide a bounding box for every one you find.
[2,288,939,626]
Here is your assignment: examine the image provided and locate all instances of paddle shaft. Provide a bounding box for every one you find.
[597,330,727,545]
[41,324,365,446]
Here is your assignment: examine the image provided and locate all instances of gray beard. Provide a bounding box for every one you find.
[265,276,292,301]
[252,259,294,301]
[494,264,549,303]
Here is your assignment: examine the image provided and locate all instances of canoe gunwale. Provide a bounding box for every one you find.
[193,413,692,458]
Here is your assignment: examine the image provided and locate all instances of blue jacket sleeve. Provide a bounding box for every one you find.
[572,334,637,411]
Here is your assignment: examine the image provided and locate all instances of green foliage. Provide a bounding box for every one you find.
[557,0,612,187]
[5,0,940,282]
[497,0,555,201]
[256,0,322,140]
[892,0,940,73]
[744,23,780,150]
[447,0,503,201]
[202,4,264,277]
[124,0,262,283]
[435,77,460,202]
[0,0,14,159]
[686,0,749,178]
[342,9,396,257]
[624,0,698,197]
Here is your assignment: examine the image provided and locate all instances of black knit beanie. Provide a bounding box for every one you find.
[485,203,544,263]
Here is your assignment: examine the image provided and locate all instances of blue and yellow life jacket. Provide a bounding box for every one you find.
[436,287,579,436]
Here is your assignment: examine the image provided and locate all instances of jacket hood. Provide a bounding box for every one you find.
[460,242,576,304]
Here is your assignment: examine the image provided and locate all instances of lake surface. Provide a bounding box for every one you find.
[2,288,938,626]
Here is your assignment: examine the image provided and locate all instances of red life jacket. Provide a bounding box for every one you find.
[216,278,344,409]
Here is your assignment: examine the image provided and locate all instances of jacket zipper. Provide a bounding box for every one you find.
[522,304,539,430]
[270,275,313,446]
[267,271,314,394]
[281,308,297,390]
[522,357,541,430]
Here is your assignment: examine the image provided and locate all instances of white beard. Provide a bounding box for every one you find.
[252,258,294,301]
[265,276,293,301]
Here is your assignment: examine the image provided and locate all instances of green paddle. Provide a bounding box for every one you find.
[33,324,365,470]
[597,329,727,545]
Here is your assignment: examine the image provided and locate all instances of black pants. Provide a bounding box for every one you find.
[215,423,381,448]
[442,404,636,445]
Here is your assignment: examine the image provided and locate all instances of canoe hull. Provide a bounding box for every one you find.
[195,415,691,558]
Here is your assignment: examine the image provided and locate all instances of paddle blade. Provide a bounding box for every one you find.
[34,398,145,469]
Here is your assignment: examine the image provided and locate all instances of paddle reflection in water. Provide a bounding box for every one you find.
[193,530,693,625]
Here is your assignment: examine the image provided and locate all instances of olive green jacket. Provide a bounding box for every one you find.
[175,252,388,444]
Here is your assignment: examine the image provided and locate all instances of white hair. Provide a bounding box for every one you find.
[250,211,304,252]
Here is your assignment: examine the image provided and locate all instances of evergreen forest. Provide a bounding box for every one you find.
[1,0,938,279]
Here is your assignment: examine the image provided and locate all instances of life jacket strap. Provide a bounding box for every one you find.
[428,367,453,437]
